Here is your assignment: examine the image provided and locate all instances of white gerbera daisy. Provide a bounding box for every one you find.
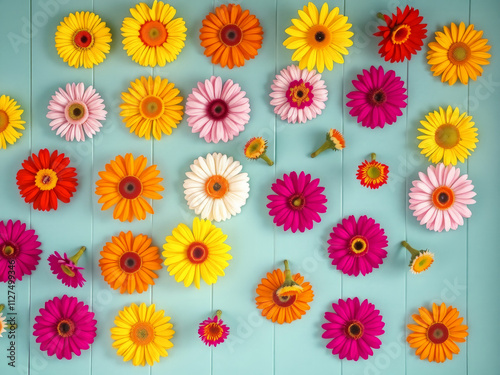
[184,153,250,222]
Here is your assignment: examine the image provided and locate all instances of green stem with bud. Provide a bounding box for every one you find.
[371,153,377,161]
[260,153,274,166]
[377,12,386,21]
[283,260,292,283]
[69,246,86,265]
[0,304,4,313]
[311,141,331,158]
[401,241,420,258]
[216,310,222,319]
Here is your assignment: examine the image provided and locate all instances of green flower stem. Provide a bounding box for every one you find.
[0,304,4,313]
[377,12,386,21]
[401,241,420,258]
[69,246,86,265]
[311,141,330,158]
[216,310,222,319]
[371,153,377,161]
[283,260,293,283]
[260,152,274,166]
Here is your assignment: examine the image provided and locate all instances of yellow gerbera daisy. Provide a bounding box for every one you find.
[55,11,111,68]
[283,2,353,73]
[0,95,25,149]
[418,106,478,165]
[162,217,231,289]
[427,22,491,85]
[121,1,187,67]
[111,303,174,367]
[402,241,434,274]
[120,76,184,140]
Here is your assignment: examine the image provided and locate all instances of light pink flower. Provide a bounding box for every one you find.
[270,65,328,124]
[47,82,106,142]
[409,163,476,232]
[185,76,250,143]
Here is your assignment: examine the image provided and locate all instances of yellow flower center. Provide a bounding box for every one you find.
[367,166,381,179]
[68,103,86,121]
[140,95,164,120]
[435,124,460,149]
[307,25,331,49]
[350,236,368,255]
[204,322,223,341]
[3,245,14,256]
[391,24,411,44]
[0,110,9,132]
[34,169,58,191]
[61,264,75,277]
[412,253,434,274]
[448,42,471,65]
[131,322,155,345]
[245,138,266,158]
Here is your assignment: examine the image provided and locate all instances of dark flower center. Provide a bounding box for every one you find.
[213,182,222,191]
[273,290,297,307]
[427,322,449,344]
[438,192,449,204]
[345,321,364,339]
[208,99,228,120]
[220,24,242,46]
[67,103,86,121]
[187,242,208,264]
[74,30,93,48]
[119,176,143,200]
[57,319,75,337]
[315,31,326,42]
[370,89,387,106]
[119,252,142,274]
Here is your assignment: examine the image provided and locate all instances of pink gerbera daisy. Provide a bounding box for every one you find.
[0,220,42,282]
[267,171,327,233]
[322,297,385,361]
[33,295,97,360]
[198,310,229,347]
[409,163,476,232]
[47,82,107,142]
[346,66,407,129]
[48,246,86,288]
[270,65,328,124]
[185,76,250,143]
[328,215,388,276]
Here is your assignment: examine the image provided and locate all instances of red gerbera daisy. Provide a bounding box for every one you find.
[356,153,389,189]
[16,149,78,211]
[374,6,427,63]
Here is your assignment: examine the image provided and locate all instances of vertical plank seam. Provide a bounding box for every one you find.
[340,0,346,373]
[404,58,409,375]
[211,2,215,375]
[90,0,95,373]
[466,1,471,374]
[28,0,33,374]
[273,1,278,375]
[150,59,154,375]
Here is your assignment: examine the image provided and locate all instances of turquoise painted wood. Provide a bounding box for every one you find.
[0,0,499,374]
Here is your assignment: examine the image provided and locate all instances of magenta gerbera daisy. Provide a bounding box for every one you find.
[409,163,476,232]
[346,66,407,129]
[328,215,388,276]
[185,76,250,143]
[322,297,385,361]
[270,65,328,124]
[267,171,327,233]
[0,220,42,282]
[33,295,97,360]
[198,310,229,347]
[48,246,86,288]
[47,82,107,142]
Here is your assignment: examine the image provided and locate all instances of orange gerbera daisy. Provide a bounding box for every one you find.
[200,4,263,69]
[95,154,164,222]
[407,302,468,363]
[255,265,313,324]
[356,153,389,189]
[99,231,162,294]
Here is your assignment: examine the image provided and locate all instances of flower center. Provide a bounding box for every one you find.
[220,24,242,47]
[307,25,331,48]
[272,290,297,307]
[119,252,142,274]
[205,322,223,340]
[60,264,76,277]
[448,42,471,65]
[391,24,411,44]
[413,253,434,273]
[34,169,58,191]
[67,103,86,121]
[287,80,314,109]
[131,322,155,345]
[288,194,305,210]
[205,175,229,199]
[367,166,381,180]
[57,319,75,337]
[187,242,209,264]
[245,138,265,158]
[140,95,164,120]
[139,20,168,47]
[432,186,455,210]
[0,110,9,132]
[435,124,460,149]
[207,99,228,120]
[118,176,143,200]
[1,242,18,259]
[369,89,387,106]
[427,322,449,344]
[345,321,364,339]
[73,30,93,49]
[349,235,368,255]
